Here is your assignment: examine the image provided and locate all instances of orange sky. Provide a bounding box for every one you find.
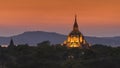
[0,0,120,37]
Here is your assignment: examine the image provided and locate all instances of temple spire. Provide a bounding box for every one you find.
[63,15,89,48]
[75,14,77,23]
[73,15,78,31]
[10,39,14,46]
[8,38,15,48]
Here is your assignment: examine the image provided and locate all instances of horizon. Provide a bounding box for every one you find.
[0,0,120,37]
[0,30,119,37]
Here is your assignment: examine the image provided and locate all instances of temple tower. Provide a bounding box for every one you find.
[8,38,16,48]
[63,15,89,48]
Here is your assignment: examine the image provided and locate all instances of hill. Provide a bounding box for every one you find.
[0,31,120,46]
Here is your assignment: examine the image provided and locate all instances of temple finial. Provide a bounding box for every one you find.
[75,14,77,23]
[73,14,78,30]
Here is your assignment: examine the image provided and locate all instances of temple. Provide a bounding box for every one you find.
[63,15,89,48]
[8,38,16,48]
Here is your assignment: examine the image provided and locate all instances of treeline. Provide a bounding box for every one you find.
[0,41,120,68]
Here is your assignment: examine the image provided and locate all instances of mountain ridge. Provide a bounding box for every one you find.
[0,31,120,46]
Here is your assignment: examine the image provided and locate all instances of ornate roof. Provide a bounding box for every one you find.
[69,30,81,36]
[69,15,81,36]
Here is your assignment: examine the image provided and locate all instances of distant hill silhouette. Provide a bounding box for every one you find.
[0,31,120,46]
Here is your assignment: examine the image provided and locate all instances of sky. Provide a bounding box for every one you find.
[0,0,120,37]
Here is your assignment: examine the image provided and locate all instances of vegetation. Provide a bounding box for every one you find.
[0,41,120,68]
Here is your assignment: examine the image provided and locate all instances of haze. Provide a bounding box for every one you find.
[0,0,120,37]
